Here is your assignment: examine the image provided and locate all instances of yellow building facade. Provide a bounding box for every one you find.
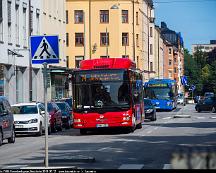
[66,0,149,71]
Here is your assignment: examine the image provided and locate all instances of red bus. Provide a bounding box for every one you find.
[72,58,144,134]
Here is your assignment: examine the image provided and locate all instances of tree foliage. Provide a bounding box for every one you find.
[184,48,216,96]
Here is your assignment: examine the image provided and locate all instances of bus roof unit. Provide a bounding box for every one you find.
[80,58,136,70]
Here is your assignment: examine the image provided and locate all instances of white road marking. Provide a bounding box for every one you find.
[5,165,28,169]
[118,164,144,169]
[162,117,172,120]
[173,114,191,118]
[197,117,205,119]
[210,116,216,119]
[163,164,172,169]
[146,130,152,134]
[154,127,158,130]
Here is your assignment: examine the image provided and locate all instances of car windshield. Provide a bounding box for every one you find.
[56,103,66,111]
[145,87,174,100]
[11,105,38,114]
[144,99,152,106]
[73,69,131,112]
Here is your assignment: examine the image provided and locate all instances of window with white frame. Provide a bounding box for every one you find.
[8,0,12,43]
[15,4,19,45]
[0,0,3,42]
[23,6,27,47]
[36,11,40,35]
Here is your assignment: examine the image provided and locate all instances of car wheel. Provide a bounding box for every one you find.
[197,108,201,113]
[51,120,57,133]
[37,123,43,136]
[212,106,216,113]
[80,129,87,135]
[0,130,3,146]
[136,122,142,129]
[129,116,136,132]
[8,128,15,143]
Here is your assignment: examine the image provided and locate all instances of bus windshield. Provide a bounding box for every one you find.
[145,87,174,100]
[73,69,131,112]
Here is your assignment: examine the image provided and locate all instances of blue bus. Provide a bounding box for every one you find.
[144,79,178,111]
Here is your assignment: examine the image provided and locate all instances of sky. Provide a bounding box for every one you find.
[154,0,216,52]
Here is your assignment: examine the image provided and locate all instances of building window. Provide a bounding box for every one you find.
[36,12,40,35]
[169,59,172,66]
[74,10,83,24]
[168,71,172,78]
[66,33,69,47]
[122,33,129,46]
[0,0,3,42]
[169,48,172,54]
[66,56,69,68]
[23,7,27,46]
[150,62,153,72]
[136,12,139,25]
[30,10,33,34]
[100,56,110,59]
[150,44,153,55]
[174,67,177,73]
[174,57,177,63]
[75,56,84,68]
[75,33,84,46]
[150,27,153,37]
[122,55,129,58]
[136,34,139,47]
[66,10,68,24]
[122,10,128,23]
[8,0,11,43]
[137,56,139,67]
[100,10,109,23]
[15,4,20,45]
[100,32,109,46]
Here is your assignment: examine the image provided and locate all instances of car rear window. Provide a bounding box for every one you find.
[11,105,38,114]
[144,99,152,106]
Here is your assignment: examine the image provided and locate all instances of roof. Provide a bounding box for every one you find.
[11,102,40,106]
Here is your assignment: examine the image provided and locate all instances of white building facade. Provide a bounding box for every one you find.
[0,0,66,105]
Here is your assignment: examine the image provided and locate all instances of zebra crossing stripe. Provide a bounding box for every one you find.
[118,164,144,169]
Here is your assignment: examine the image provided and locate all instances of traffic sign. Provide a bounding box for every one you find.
[30,35,59,64]
[181,76,188,86]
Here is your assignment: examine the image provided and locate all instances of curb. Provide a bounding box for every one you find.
[47,155,96,163]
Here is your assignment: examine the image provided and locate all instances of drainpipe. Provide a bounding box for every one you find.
[29,0,32,101]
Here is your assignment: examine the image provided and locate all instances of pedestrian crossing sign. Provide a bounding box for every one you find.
[30,35,59,64]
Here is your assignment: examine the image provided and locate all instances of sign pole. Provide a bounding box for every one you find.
[43,62,49,167]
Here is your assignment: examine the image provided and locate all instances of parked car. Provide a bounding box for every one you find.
[144,98,157,121]
[47,102,63,132]
[56,97,73,109]
[11,102,51,136]
[204,92,214,99]
[0,97,15,146]
[195,97,216,113]
[55,101,73,129]
[177,94,185,105]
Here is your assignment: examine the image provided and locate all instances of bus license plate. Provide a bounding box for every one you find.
[96,124,108,128]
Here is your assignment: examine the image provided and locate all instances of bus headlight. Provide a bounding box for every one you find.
[123,116,130,121]
[167,102,172,106]
[74,119,81,123]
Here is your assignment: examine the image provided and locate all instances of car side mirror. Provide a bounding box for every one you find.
[41,111,45,115]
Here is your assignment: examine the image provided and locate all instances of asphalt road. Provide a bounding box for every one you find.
[0,103,216,169]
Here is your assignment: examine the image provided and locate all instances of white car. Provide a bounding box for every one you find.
[11,102,51,136]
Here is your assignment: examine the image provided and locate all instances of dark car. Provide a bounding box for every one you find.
[47,102,63,132]
[0,97,15,146]
[144,98,157,121]
[56,101,73,129]
[56,97,73,109]
[195,97,216,113]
